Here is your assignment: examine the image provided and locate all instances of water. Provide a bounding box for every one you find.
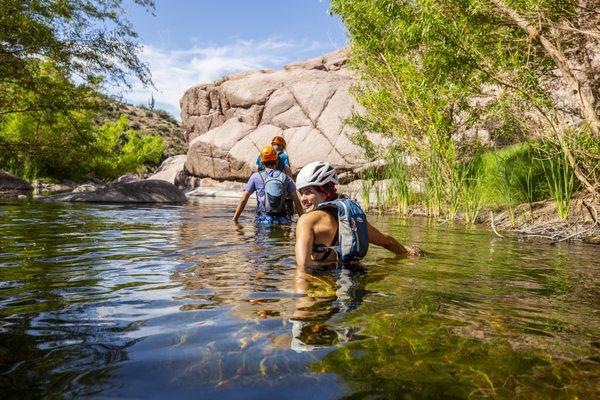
[0,199,598,399]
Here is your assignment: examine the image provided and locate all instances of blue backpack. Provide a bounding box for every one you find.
[259,170,287,215]
[314,197,369,263]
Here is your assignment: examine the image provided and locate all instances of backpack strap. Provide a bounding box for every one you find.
[258,170,269,188]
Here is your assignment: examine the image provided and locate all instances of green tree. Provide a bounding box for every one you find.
[0,0,167,182]
[331,0,599,196]
[91,116,165,179]
[0,64,165,180]
[0,106,165,181]
[0,0,154,116]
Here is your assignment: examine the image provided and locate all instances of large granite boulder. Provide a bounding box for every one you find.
[0,171,33,194]
[50,180,187,203]
[181,49,380,181]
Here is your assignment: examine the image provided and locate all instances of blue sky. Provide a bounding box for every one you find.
[116,0,348,118]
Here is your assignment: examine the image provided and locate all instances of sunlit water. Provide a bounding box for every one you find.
[0,199,598,399]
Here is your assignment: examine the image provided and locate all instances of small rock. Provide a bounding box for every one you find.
[112,173,141,184]
[32,180,75,195]
[186,187,216,197]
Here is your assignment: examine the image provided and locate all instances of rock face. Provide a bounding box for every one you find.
[181,49,377,181]
[50,180,187,203]
[0,171,33,194]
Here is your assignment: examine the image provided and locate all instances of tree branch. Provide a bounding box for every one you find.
[488,0,600,136]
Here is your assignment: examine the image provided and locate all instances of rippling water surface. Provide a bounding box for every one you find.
[0,199,598,398]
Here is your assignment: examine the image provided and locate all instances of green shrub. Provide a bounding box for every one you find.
[90,116,165,179]
[476,143,549,207]
[0,112,165,181]
[0,108,97,180]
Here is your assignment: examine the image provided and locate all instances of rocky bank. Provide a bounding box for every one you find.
[179,48,382,182]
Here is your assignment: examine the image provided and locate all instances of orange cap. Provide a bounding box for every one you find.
[271,136,286,149]
[260,145,279,163]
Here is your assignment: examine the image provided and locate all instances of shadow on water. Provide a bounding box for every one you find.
[0,199,598,398]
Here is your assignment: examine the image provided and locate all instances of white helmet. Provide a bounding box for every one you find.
[296,161,338,190]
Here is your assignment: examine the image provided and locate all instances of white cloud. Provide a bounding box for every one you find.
[114,38,332,119]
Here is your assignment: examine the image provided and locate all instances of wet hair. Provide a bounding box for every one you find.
[317,182,337,201]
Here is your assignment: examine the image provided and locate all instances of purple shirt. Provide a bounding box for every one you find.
[245,169,296,215]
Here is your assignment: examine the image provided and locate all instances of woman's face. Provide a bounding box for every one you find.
[298,186,327,212]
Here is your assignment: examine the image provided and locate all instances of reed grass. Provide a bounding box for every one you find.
[517,163,535,220]
[494,153,517,226]
[373,179,384,212]
[462,176,485,224]
[385,152,410,214]
[358,141,577,225]
[542,149,574,220]
[424,155,444,216]
[359,167,376,212]
[448,164,465,220]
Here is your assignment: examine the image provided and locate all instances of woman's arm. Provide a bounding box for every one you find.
[367,222,418,255]
[232,190,251,222]
[290,191,304,217]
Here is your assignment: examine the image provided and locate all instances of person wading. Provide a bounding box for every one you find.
[233,145,303,225]
[256,135,292,176]
[256,136,297,217]
[294,161,420,268]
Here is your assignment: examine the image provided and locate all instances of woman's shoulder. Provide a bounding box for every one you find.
[302,209,338,227]
[299,209,330,222]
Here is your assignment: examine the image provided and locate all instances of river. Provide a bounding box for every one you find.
[0,199,598,398]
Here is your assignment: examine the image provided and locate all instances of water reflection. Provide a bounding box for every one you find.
[290,268,369,352]
[173,206,368,354]
[0,200,598,398]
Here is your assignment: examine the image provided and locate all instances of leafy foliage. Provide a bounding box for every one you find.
[91,116,165,180]
[0,72,165,181]
[0,1,165,182]
[0,110,165,181]
[0,0,154,115]
[331,0,599,219]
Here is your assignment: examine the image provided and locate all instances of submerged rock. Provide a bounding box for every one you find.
[50,180,187,203]
[0,171,33,194]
